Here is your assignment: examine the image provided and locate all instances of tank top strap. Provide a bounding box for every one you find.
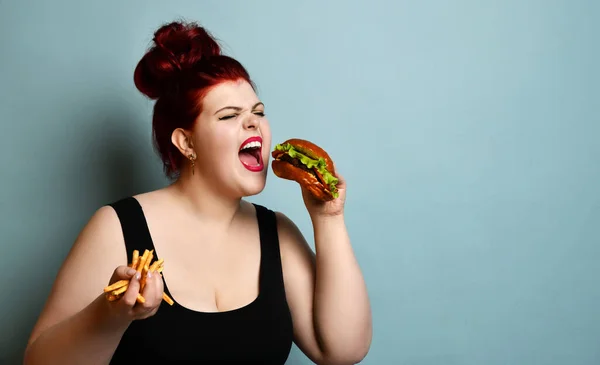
[108,196,157,260]
[253,204,286,298]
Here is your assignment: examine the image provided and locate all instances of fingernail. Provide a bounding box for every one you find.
[147,271,152,279]
[135,272,141,280]
[127,268,136,276]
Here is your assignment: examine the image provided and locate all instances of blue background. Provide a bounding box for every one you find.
[1,1,598,364]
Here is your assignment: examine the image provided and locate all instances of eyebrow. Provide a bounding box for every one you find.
[214,102,264,115]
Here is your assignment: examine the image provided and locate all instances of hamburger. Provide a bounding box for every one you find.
[271,138,339,201]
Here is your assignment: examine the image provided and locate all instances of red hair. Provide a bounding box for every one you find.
[134,21,255,178]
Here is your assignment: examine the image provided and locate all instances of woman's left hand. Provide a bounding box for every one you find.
[301,171,347,219]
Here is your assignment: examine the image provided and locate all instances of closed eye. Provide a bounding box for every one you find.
[218,114,238,120]
[218,110,265,120]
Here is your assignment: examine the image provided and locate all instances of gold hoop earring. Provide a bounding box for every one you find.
[188,154,196,175]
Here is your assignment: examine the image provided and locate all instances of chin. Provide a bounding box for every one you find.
[239,173,268,197]
[234,153,270,197]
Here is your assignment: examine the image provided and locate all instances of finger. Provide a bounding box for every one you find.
[109,265,137,285]
[334,172,346,190]
[152,274,167,311]
[141,271,162,307]
[121,271,141,307]
[133,273,160,318]
[152,268,164,296]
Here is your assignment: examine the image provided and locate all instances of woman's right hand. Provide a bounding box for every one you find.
[104,265,164,324]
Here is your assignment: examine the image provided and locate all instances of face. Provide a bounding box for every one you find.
[178,80,272,198]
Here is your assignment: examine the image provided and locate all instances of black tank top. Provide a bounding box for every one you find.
[107,197,294,364]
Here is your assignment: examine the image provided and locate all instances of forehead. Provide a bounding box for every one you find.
[201,80,260,113]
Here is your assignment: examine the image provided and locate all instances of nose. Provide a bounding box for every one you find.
[243,115,260,130]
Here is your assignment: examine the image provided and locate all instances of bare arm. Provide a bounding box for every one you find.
[277,212,372,365]
[24,295,132,365]
[24,206,132,365]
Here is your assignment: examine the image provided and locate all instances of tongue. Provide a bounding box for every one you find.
[239,151,259,165]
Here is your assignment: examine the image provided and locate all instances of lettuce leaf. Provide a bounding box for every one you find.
[273,143,339,198]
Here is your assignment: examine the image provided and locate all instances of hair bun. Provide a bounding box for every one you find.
[134,21,222,99]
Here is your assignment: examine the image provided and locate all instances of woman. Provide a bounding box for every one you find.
[24,20,372,364]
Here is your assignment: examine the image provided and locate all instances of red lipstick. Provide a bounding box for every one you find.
[238,136,263,172]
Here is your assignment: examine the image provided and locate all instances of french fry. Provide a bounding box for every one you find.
[104,279,129,293]
[130,250,139,269]
[147,250,154,265]
[144,250,154,272]
[149,258,163,272]
[112,285,128,296]
[107,294,119,301]
[162,293,174,305]
[103,248,174,306]
[137,250,149,274]
[140,250,154,291]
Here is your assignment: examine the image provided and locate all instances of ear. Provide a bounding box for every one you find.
[171,128,196,158]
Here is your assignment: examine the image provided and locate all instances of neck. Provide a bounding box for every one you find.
[168,168,242,225]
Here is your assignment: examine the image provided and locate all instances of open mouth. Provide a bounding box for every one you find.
[238,136,263,171]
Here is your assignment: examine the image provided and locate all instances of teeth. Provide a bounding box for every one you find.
[241,140,262,150]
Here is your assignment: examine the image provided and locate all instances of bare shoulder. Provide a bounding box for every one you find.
[132,188,181,215]
[68,205,127,267]
[273,210,315,272]
[132,189,163,204]
[274,212,308,248]
[27,204,127,345]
